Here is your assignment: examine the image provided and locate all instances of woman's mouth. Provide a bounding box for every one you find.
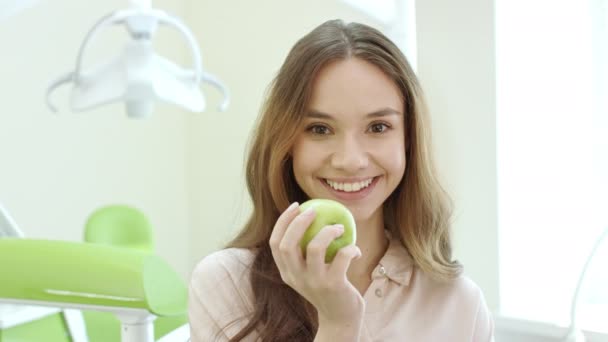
[320,176,380,201]
[324,178,374,192]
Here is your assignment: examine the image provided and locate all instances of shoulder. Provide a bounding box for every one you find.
[420,272,494,337]
[444,274,486,301]
[189,248,257,310]
[188,249,259,340]
[191,247,256,282]
[410,271,494,340]
[447,275,494,340]
[411,270,489,317]
[416,270,484,299]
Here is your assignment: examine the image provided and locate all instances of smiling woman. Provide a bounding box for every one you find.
[188,19,494,342]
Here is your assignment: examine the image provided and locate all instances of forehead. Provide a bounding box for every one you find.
[307,57,403,118]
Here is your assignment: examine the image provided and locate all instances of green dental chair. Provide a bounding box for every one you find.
[0,204,189,341]
[0,239,188,342]
[81,204,188,342]
[84,205,155,253]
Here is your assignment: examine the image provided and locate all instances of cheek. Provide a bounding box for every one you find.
[381,139,406,178]
[291,140,317,182]
[390,152,407,177]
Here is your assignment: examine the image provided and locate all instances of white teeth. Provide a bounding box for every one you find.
[325,178,374,192]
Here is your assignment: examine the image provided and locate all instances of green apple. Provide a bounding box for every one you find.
[299,199,356,263]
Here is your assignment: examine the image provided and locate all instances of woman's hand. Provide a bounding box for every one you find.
[269,202,365,340]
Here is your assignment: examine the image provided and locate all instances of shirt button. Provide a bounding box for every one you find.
[375,288,383,297]
[379,266,387,276]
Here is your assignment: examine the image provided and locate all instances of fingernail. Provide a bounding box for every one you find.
[287,202,299,211]
[335,224,344,233]
[302,207,315,216]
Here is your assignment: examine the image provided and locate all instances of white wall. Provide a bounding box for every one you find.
[415,0,500,311]
[0,0,191,278]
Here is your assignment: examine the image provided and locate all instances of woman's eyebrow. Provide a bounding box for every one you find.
[366,108,402,118]
[306,110,335,120]
[306,108,402,119]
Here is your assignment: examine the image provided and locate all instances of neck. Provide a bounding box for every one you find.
[347,211,389,291]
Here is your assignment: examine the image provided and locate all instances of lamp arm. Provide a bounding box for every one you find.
[45,71,74,113]
[201,71,230,112]
[157,13,202,84]
[566,225,608,336]
[73,11,123,83]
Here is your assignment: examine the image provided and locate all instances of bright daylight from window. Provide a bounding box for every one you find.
[497,0,608,333]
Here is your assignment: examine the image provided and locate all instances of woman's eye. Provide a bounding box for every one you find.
[307,125,331,135]
[369,123,390,133]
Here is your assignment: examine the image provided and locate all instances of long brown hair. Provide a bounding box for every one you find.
[225,19,462,341]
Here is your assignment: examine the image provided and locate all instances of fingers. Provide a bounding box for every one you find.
[269,202,301,272]
[269,202,300,248]
[269,203,317,285]
[306,224,344,272]
[278,207,316,267]
[328,244,362,277]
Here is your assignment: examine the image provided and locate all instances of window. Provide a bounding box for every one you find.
[497,0,608,332]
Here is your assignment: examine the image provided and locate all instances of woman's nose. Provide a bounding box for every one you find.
[330,135,369,172]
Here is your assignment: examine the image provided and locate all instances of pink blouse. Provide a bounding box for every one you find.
[189,238,495,341]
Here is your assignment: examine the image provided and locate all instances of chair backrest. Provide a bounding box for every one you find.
[0,239,186,315]
[84,205,154,253]
[0,238,188,342]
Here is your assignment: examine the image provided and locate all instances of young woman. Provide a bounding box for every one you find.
[188,19,494,342]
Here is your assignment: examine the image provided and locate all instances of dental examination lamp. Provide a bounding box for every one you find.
[0,239,188,342]
[45,0,230,118]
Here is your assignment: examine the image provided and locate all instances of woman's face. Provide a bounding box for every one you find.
[291,57,406,224]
